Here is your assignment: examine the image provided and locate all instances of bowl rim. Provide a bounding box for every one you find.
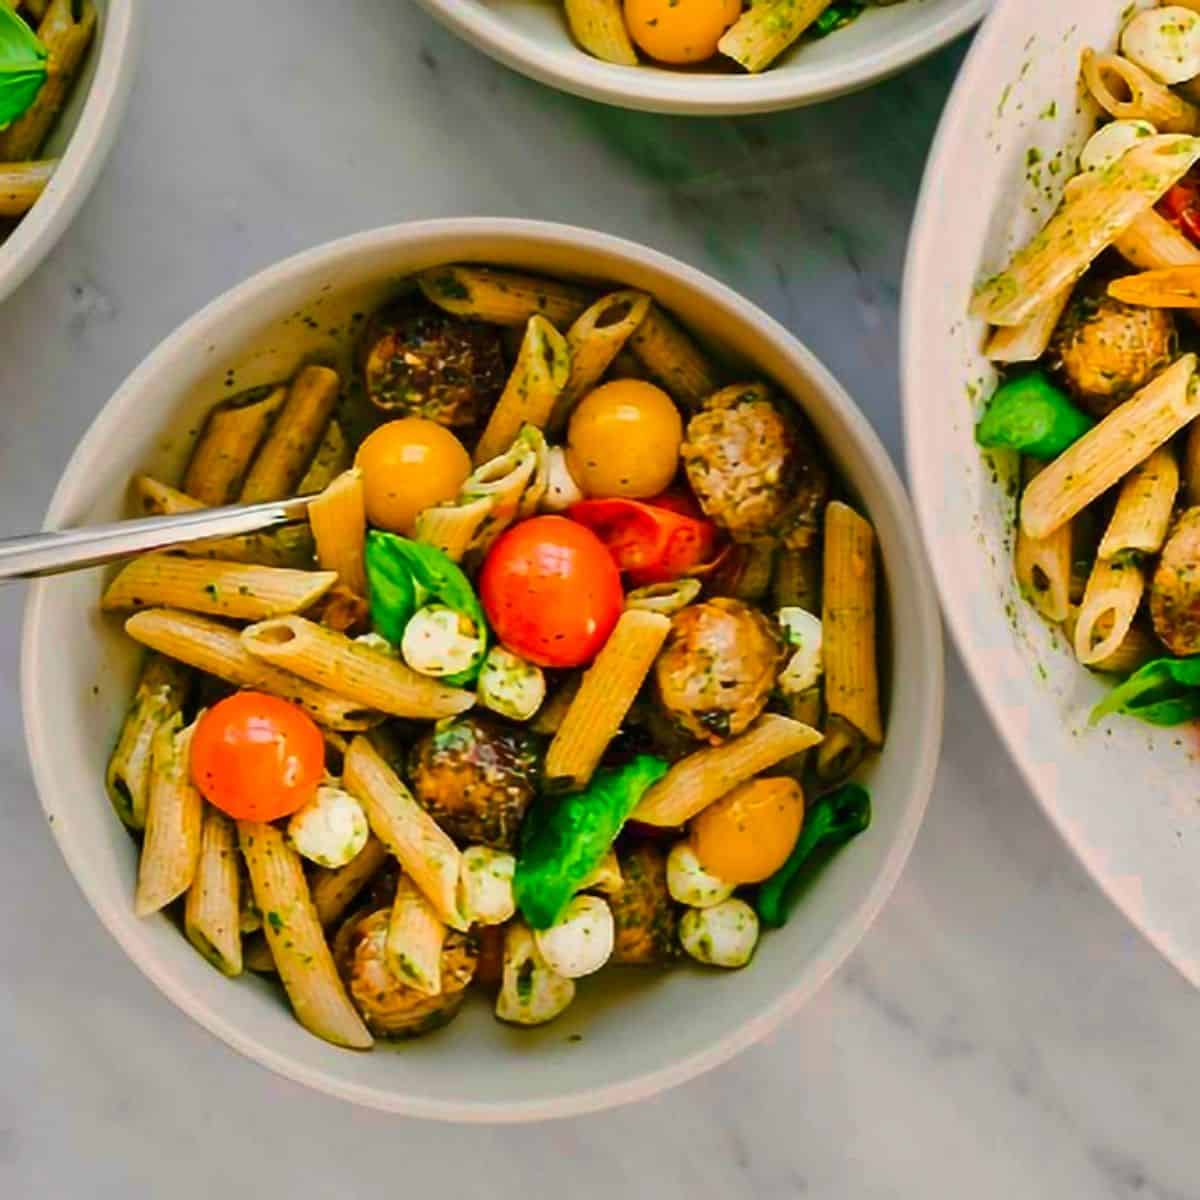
[412,0,989,115]
[900,2,1200,988]
[23,218,945,1120]
[0,0,144,305]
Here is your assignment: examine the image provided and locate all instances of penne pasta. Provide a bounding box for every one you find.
[183,385,288,505]
[418,265,592,328]
[240,616,475,720]
[564,0,638,64]
[1014,459,1072,624]
[1115,208,1200,326]
[135,717,203,917]
[297,418,353,495]
[820,501,884,782]
[972,135,1200,327]
[1109,265,1200,307]
[549,290,652,430]
[1081,50,1200,134]
[124,608,379,731]
[628,305,719,407]
[342,737,467,930]
[631,714,822,827]
[718,0,834,73]
[238,366,340,503]
[386,875,446,996]
[1021,355,1199,539]
[985,283,1074,363]
[1187,420,1200,506]
[1097,446,1179,561]
[0,0,96,162]
[772,544,822,613]
[474,316,571,465]
[184,807,243,977]
[101,555,336,621]
[238,821,373,1050]
[106,653,191,830]
[0,158,55,218]
[1064,610,1157,675]
[545,609,671,791]
[528,673,582,736]
[1073,557,1144,666]
[307,469,368,596]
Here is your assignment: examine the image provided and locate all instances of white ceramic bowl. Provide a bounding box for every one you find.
[415,0,988,115]
[24,219,943,1120]
[902,1,1200,985]
[0,0,142,305]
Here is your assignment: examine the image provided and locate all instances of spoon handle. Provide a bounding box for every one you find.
[0,495,313,582]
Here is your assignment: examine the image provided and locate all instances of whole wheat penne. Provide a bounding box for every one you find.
[106,653,191,830]
[474,317,571,465]
[772,544,822,613]
[985,283,1074,363]
[297,418,353,495]
[781,686,824,778]
[1073,557,1144,666]
[545,609,671,790]
[102,555,336,620]
[239,366,340,502]
[1021,355,1199,539]
[240,616,475,720]
[184,808,243,976]
[628,305,719,407]
[124,608,379,731]
[632,714,822,826]
[183,385,288,505]
[0,0,96,162]
[718,0,833,73]
[131,475,316,568]
[972,136,1200,326]
[308,469,368,596]
[387,875,446,996]
[625,578,702,616]
[135,717,203,917]
[343,737,466,930]
[549,291,652,429]
[1098,446,1179,560]
[564,0,638,64]
[0,158,55,217]
[237,821,373,1050]
[1081,50,1200,134]
[821,502,883,749]
[418,265,592,328]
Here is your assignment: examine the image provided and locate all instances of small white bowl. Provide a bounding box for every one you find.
[415,0,988,115]
[903,1,1200,986]
[24,219,943,1120]
[0,0,142,305]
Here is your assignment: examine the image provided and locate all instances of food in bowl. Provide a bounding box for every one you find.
[0,1,97,227]
[970,2,1200,729]
[98,262,887,1051]
[565,0,906,74]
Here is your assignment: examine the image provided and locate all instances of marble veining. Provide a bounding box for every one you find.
[0,3,1198,1197]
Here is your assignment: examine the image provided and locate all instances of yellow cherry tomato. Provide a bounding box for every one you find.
[566,379,683,499]
[690,777,804,884]
[354,418,471,534]
[623,0,742,65]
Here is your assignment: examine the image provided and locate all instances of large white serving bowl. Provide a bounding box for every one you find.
[23,219,943,1120]
[902,1,1200,985]
[0,0,142,304]
[414,0,988,115]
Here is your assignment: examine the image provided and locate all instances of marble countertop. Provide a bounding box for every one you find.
[1,3,1197,1197]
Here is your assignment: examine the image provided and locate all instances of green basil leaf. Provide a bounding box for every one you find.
[0,8,47,130]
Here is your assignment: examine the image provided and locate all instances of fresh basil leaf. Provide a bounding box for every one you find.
[1090,656,1200,727]
[0,8,47,130]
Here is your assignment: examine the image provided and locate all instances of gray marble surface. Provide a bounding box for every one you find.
[1,3,1197,1197]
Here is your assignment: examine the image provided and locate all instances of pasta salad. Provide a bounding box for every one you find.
[972,3,1200,729]
[103,263,885,1050]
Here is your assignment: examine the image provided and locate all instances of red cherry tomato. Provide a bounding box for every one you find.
[479,516,623,667]
[1159,174,1200,245]
[190,692,325,821]
[568,495,718,586]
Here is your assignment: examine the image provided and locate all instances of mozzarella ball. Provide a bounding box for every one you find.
[666,841,735,909]
[495,922,576,1026]
[541,445,585,513]
[1121,7,1200,84]
[287,784,370,868]
[533,895,615,979]
[1079,119,1157,173]
[679,899,760,968]
[477,645,546,722]
[401,604,484,677]
[776,606,824,695]
[458,846,517,926]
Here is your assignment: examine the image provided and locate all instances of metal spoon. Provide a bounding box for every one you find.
[0,495,313,582]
